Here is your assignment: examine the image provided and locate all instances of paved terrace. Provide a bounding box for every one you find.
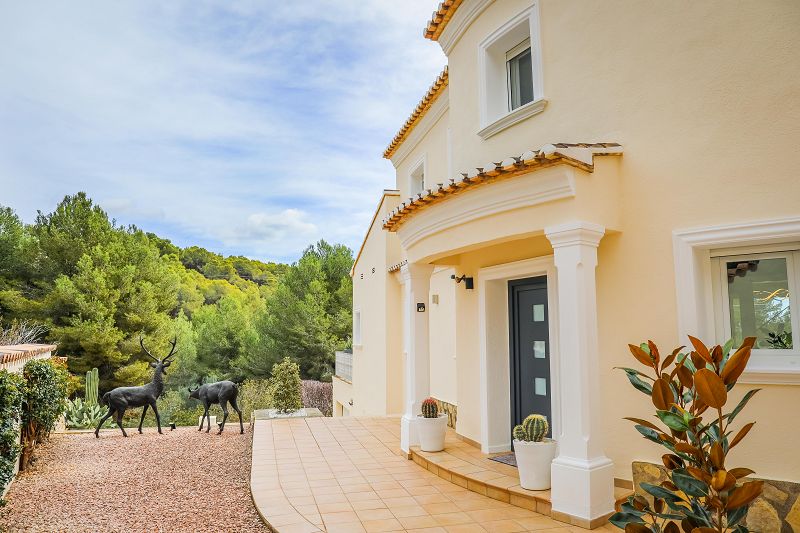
[250,416,618,532]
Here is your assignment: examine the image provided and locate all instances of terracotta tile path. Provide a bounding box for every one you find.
[249,416,618,532]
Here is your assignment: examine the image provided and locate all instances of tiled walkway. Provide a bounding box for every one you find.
[250,416,617,532]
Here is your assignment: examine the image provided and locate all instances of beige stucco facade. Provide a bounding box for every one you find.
[348,0,800,526]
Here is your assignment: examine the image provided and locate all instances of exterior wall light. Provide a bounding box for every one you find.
[451,274,474,290]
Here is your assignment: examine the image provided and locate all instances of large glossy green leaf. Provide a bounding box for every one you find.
[619,368,654,395]
[634,425,663,445]
[726,388,760,424]
[657,410,689,431]
[641,483,683,503]
[672,470,708,497]
[609,512,644,528]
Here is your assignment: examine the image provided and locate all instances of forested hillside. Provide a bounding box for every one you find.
[0,193,353,390]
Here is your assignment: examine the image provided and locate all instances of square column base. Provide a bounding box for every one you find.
[551,456,615,528]
[400,414,418,455]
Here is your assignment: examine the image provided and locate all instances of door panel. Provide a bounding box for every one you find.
[509,276,552,435]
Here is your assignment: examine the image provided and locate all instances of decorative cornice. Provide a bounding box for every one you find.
[382,143,623,232]
[383,67,449,159]
[424,0,464,41]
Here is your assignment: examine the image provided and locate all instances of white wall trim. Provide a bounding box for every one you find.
[673,216,800,384]
[390,87,449,167]
[477,3,544,133]
[477,98,547,139]
[407,153,428,198]
[477,255,559,454]
[437,0,494,55]
[397,165,576,251]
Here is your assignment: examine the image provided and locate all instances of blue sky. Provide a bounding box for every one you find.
[0,1,445,262]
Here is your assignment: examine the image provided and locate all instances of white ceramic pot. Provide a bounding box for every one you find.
[513,438,557,490]
[417,415,448,452]
[199,415,217,427]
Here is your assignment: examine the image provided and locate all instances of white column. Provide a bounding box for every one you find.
[545,221,615,525]
[399,262,434,454]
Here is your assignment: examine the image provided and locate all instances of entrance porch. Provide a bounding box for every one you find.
[396,221,618,527]
[250,415,622,532]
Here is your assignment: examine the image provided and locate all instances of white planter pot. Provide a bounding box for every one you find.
[514,438,557,490]
[199,415,217,427]
[417,415,447,452]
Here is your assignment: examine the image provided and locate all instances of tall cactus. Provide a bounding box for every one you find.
[513,414,548,442]
[421,397,439,418]
[85,368,99,406]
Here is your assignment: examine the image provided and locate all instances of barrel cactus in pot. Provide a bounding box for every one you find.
[513,414,557,490]
[417,397,447,452]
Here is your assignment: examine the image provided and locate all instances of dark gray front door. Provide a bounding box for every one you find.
[509,276,552,434]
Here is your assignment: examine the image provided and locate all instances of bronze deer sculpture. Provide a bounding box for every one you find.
[95,337,177,438]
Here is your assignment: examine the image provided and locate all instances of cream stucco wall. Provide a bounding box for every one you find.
[345,191,404,417]
[369,0,800,482]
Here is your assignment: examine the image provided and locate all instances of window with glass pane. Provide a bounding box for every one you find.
[726,258,792,349]
[507,43,534,110]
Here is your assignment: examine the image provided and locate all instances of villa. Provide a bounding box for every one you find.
[334,0,800,529]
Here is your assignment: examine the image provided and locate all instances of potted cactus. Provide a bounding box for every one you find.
[417,397,447,452]
[512,414,557,490]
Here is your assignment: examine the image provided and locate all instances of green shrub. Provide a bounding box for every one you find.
[19,359,68,471]
[0,370,24,502]
[240,378,273,421]
[64,398,106,429]
[270,357,301,413]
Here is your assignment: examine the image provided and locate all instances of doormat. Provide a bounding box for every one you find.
[489,452,517,467]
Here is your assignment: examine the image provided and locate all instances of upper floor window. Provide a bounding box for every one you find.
[507,39,534,110]
[477,4,545,139]
[711,247,800,355]
[409,156,426,196]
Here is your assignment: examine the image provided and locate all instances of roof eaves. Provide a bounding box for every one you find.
[381,143,623,231]
[350,190,401,277]
[383,66,449,160]
[424,0,464,41]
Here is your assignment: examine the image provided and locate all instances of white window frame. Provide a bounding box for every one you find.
[710,248,800,364]
[506,38,533,111]
[673,216,800,384]
[353,309,362,347]
[477,4,546,140]
[407,154,427,197]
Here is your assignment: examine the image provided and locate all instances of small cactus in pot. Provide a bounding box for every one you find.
[421,397,439,418]
[512,414,556,491]
[417,397,446,452]
[513,414,548,442]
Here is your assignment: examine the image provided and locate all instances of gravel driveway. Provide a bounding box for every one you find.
[0,427,267,532]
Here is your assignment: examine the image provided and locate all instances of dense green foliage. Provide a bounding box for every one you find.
[0,370,24,501]
[270,358,302,413]
[19,359,69,471]
[0,193,353,398]
[239,378,273,421]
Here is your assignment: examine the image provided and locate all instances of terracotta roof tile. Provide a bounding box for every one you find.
[0,343,58,366]
[424,0,464,41]
[383,66,448,159]
[381,143,623,231]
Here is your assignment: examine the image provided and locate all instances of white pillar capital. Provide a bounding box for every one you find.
[399,262,434,454]
[544,221,605,249]
[544,220,614,525]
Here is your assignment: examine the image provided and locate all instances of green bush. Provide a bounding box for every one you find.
[19,359,68,471]
[64,398,106,429]
[240,378,272,421]
[0,370,24,502]
[270,358,301,413]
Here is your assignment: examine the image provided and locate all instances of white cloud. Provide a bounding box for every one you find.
[0,0,445,262]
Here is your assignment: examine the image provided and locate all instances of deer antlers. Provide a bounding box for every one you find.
[139,336,178,362]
